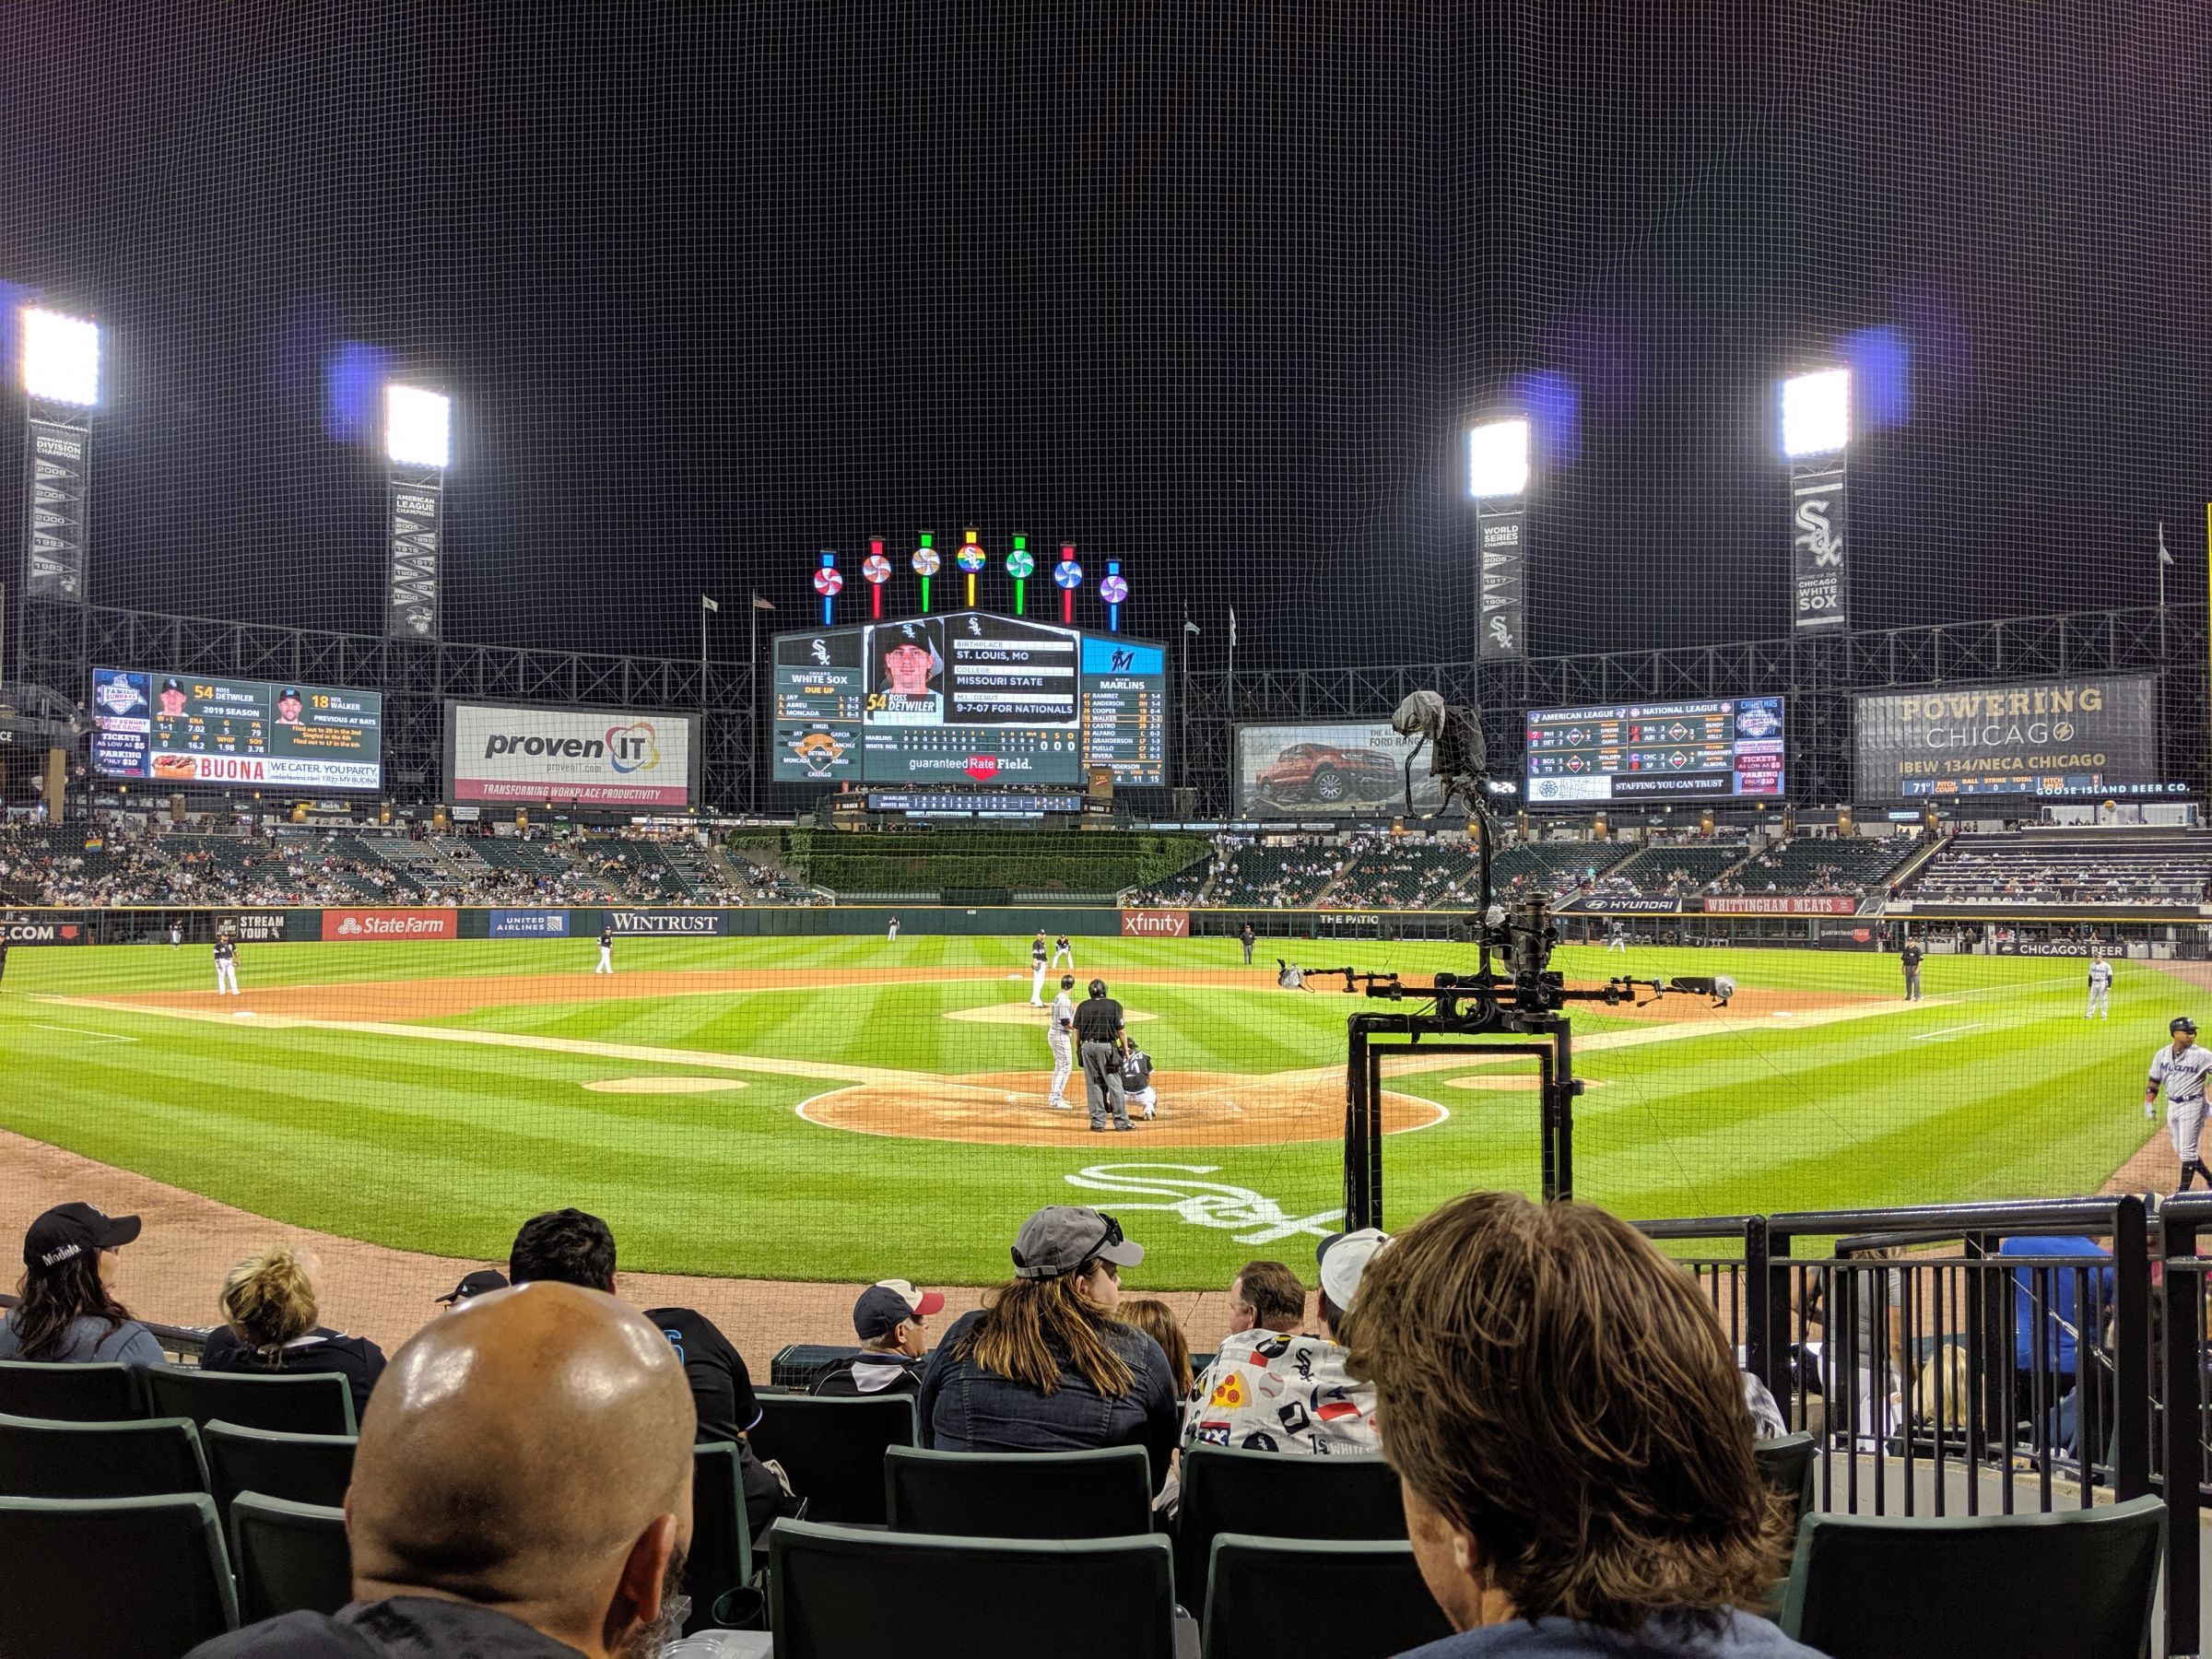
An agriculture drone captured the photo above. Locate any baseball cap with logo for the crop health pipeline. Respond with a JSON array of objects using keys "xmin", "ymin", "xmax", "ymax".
[
  {"xmin": 1316, "ymin": 1227, "xmax": 1392, "ymax": 1312},
  {"xmin": 1011, "ymin": 1206, "xmax": 1144, "ymax": 1280},
  {"xmin": 435, "ymin": 1268, "xmax": 509, "ymax": 1305},
  {"xmin": 853, "ymin": 1278, "xmax": 946, "ymax": 1340},
  {"xmin": 23, "ymin": 1202, "xmax": 141, "ymax": 1270}
]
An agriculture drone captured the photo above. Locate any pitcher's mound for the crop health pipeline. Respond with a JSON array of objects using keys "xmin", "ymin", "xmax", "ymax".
[
  {"xmin": 797, "ymin": 1069, "xmax": 1446, "ymax": 1146},
  {"xmin": 943, "ymin": 1004, "xmax": 1159, "ymax": 1027}
]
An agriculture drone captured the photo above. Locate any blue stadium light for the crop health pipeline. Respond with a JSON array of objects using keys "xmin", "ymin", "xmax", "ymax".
[
  {"xmin": 384, "ymin": 383, "xmax": 451, "ymax": 468},
  {"xmin": 1467, "ymin": 417, "xmax": 1530, "ymax": 500},
  {"xmin": 1780, "ymin": 368, "xmax": 1850, "ymax": 459},
  {"xmin": 19, "ymin": 306, "xmax": 100, "ymax": 406}
]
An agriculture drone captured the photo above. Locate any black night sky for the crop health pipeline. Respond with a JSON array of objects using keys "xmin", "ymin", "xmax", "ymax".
[{"xmin": 0, "ymin": 2, "xmax": 2205, "ymax": 669}]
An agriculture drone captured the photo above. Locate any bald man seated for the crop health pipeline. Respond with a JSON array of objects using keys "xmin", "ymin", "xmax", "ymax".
[{"xmin": 190, "ymin": 1281, "xmax": 698, "ymax": 1659}]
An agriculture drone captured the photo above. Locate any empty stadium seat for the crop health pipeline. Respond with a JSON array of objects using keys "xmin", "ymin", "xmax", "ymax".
[
  {"xmin": 145, "ymin": 1367, "xmax": 357, "ymax": 1435},
  {"xmin": 0, "ymin": 1358, "xmax": 146, "ymax": 1421},
  {"xmin": 769, "ymin": 1519, "xmax": 1182, "ymax": 1659},
  {"xmin": 0, "ymin": 1411, "xmax": 207, "ymax": 1500},
  {"xmin": 202, "ymin": 1419, "xmax": 358, "ymax": 1519},
  {"xmin": 1172, "ymin": 1447, "xmax": 1405, "ymax": 1606},
  {"xmin": 1779, "ymin": 1495, "xmax": 2163, "ymax": 1659},
  {"xmin": 229, "ymin": 1491, "xmax": 353, "ymax": 1621},
  {"xmin": 688, "ymin": 1441, "xmax": 759, "ymax": 1634},
  {"xmin": 1200, "ymin": 1535, "xmax": 1450, "ymax": 1656},
  {"xmin": 0, "ymin": 1492, "xmax": 238, "ymax": 1655},
  {"xmin": 884, "ymin": 1445, "xmax": 1153, "ymax": 1539},
  {"xmin": 750, "ymin": 1393, "xmax": 917, "ymax": 1525},
  {"xmin": 1752, "ymin": 1432, "xmax": 1818, "ymax": 1534}
]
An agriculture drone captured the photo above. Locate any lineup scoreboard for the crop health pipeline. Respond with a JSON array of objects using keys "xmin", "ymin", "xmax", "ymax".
[
  {"xmin": 1525, "ymin": 696, "xmax": 1785, "ymax": 804},
  {"xmin": 90, "ymin": 667, "xmax": 384, "ymax": 792},
  {"xmin": 772, "ymin": 612, "xmax": 1167, "ymax": 786}
]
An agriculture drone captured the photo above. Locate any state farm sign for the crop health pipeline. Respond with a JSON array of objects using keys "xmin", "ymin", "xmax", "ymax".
[
  {"xmin": 1120, "ymin": 910, "xmax": 1190, "ymax": 938},
  {"xmin": 320, "ymin": 908, "xmax": 459, "ymax": 941}
]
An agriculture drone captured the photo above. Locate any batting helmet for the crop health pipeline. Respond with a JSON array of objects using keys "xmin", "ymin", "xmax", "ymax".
[
  {"xmin": 1061, "ymin": 975, "xmax": 1075, "ymax": 990},
  {"xmin": 1088, "ymin": 979, "xmax": 1108, "ymax": 998},
  {"xmin": 2175, "ymin": 1017, "xmax": 2199, "ymax": 1035}
]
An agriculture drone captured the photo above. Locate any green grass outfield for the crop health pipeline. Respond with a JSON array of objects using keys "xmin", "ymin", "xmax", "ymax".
[{"xmin": 0, "ymin": 933, "xmax": 2181, "ymax": 1289}]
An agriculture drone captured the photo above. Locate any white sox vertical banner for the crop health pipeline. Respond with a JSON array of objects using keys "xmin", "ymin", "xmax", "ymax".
[
  {"xmin": 1477, "ymin": 497, "xmax": 1527, "ymax": 661},
  {"xmin": 1790, "ymin": 464, "xmax": 1848, "ymax": 629},
  {"xmin": 24, "ymin": 411, "xmax": 91, "ymax": 602}
]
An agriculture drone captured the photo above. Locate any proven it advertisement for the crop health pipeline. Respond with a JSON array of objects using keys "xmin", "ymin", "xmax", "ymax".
[{"xmin": 446, "ymin": 703, "xmax": 694, "ymax": 806}]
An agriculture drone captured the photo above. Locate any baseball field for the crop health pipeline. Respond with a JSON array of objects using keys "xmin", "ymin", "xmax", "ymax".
[{"xmin": 0, "ymin": 933, "xmax": 2180, "ymax": 1296}]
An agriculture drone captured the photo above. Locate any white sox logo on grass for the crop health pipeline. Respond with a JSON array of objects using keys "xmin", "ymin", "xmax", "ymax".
[{"xmin": 1064, "ymin": 1164, "xmax": 1343, "ymax": 1244}]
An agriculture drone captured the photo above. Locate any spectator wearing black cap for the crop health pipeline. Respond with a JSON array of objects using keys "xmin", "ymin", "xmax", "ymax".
[
  {"xmin": 0, "ymin": 1202, "xmax": 164, "ymax": 1366},
  {"xmin": 918, "ymin": 1206, "xmax": 1179, "ymax": 1492},
  {"xmin": 811, "ymin": 1279, "xmax": 945, "ymax": 1396},
  {"xmin": 435, "ymin": 1267, "xmax": 508, "ymax": 1311}
]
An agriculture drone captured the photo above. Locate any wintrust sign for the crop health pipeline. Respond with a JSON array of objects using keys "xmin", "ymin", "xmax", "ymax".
[
  {"xmin": 605, "ymin": 909, "xmax": 727, "ymax": 935},
  {"xmin": 447, "ymin": 704, "xmax": 693, "ymax": 806}
]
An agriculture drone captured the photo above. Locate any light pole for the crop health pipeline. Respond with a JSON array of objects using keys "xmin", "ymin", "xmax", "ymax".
[
  {"xmin": 1468, "ymin": 415, "xmax": 1531, "ymax": 664},
  {"xmin": 384, "ymin": 383, "xmax": 450, "ymax": 639}
]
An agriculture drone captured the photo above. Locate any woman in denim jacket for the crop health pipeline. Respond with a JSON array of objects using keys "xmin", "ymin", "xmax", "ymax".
[{"xmin": 918, "ymin": 1206, "xmax": 1180, "ymax": 1495}]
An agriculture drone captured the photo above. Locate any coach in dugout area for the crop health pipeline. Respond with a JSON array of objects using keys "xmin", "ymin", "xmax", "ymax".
[{"xmin": 1076, "ymin": 978, "xmax": 1136, "ymax": 1133}]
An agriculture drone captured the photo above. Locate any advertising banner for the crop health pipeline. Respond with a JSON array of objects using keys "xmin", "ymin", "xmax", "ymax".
[
  {"xmin": 1475, "ymin": 500, "xmax": 1526, "ymax": 661},
  {"xmin": 92, "ymin": 668, "xmax": 384, "ymax": 793},
  {"xmin": 1119, "ymin": 909, "xmax": 1192, "ymax": 938},
  {"xmin": 389, "ymin": 474, "xmax": 441, "ymax": 639},
  {"xmin": 1, "ymin": 920, "xmax": 88, "ymax": 944},
  {"xmin": 1790, "ymin": 465, "xmax": 1848, "ymax": 629},
  {"xmin": 225, "ymin": 912, "xmax": 301, "ymax": 943},
  {"xmin": 321, "ymin": 908, "xmax": 459, "ymax": 942},
  {"xmin": 1574, "ymin": 896, "xmax": 1682, "ymax": 912},
  {"xmin": 1233, "ymin": 722, "xmax": 1435, "ymax": 818},
  {"xmin": 488, "ymin": 908, "xmax": 571, "ymax": 938},
  {"xmin": 1994, "ymin": 940, "xmax": 2129, "ymax": 958},
  {"xmin": 1852, "ymin": 675, "xmax": 2161, "ymax": 801},
  {"xmin": 604, "ymin": 908, "xmax": 728, "ymax": 935},
  {"xmin": 447, "ymin": 703, "xmax": 694, "ymax": 807},
  {"xmin": 1703, "ymin": 896, "xmax": 1861, "ymax": 915},
  {"xmin": 24, "ymin": 415, "xmax": 90, "ymax": 602}
]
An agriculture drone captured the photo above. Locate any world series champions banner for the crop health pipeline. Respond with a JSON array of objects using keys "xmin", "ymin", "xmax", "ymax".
[
  {"xmin": 388, "ymin": 472, "xmax": 441, "ymax": 638},
  {"xmin": 24, "ymin": 413, "xmax": 91, "ymax": 602},
  {"xmin": 1790, "ymin": 465, "xmax": 1848, "ymax": 630},
  {"xmin": 1476, "ymin": 497, "xmax": 1526, "ymax": 662}
]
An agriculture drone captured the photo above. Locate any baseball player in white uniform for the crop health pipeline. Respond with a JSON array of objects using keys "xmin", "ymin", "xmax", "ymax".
[
  {"xmin": 1046, "ymin": 974, "xmax": 1077, "ymax": 1110},
  {"xmin": 2147, "ymin": 1016, "xmax": 2212, "ymax": 1191},
  {"xmin": 596, "ymin": 924, "xmax": 614, "ymax": 975},
  {"xmin": 1606, "ymin": 924, "xmax": 1628, "ymax": 953},
  {"xmin": 1030, "ymin": 932, "xmax": 1050, "ymax": 1006},
  {"xmin": 1052, "ymin": 932, "xmax": 1076, "ymax": 969},
  {"xmin": 2087, "ymin": 958, "xmax": 2112, "ymax": 1020},
  {"xmin": 213, "ymin": 936, "xmax": 241, "ymax": 995}
]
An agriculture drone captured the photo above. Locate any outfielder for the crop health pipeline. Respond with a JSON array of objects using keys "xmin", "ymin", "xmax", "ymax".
[
  {"xmin": 1046, "ymin": 974, "xmax": 1077, "ymax": 1110},
  {"xmin": 1052, "ymin": 932, "xmax": 1076, "ymax": 969},
  {"xmin": 214, "ymin": 935, "xmax": 240, "ymax": 996},
  {"xmin": 1030, "ymin": 932, "xmax": 1050, "ymax": 1006},
  {"xmin": 595, "ymin": 924, "xmax": 614, "ymax": 975},
  {"xmin": 2147, "ymin": 1016, "xmax": 2212, "ymax": 1192},
  {"xmin": 2087, "ymin": 958, "xmax": 2112, "ymax": 1020},
  {"xmin": 887, "ymin": 915, "xmax": 900, "ymax": 943}
]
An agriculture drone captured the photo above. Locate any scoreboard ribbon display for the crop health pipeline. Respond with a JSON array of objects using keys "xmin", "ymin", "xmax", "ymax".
[
  {"xmin": 91, "ymin": 667, "xmax": 384, "ymax": 792},
  {"xmin": 1525, "ymin": 697, "xmax": 1785, "ymax": 804}
]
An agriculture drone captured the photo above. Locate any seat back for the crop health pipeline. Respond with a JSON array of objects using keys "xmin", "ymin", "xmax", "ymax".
[
  {"xmin": 750, "ymin": 1393, "xmax": 917, "ymax": 1524},
  {"xmin": 1752, "ymin": 1432, "xmax": 1818, "ymax": 1533},
  {"xmin": 0, "ymin": 1492, "xmax": 237, "ymax": 1656},
  {"xmin": 229, "ymin": 1492, "xmax": 353, "ymax": 1622},
  {"xmin": 1200, "ymin": 1535, "xmax": 1451, "ymax": 1657},
  {"xmin": 684, "ymin": 1441, "xmax": 755, "ymax": 1636},
  {"xmin": 203, "ymin": 1419, "xmax": 358, "ymax": 1519},
  {"xmin": 771, "ymin": 1518, "xmax": 1175, "ymax": 1659},
  {"xmin": 145, "ymin": 1367, "xmax": 356, "ymax": 1435},
  {"xmin": 1174, "ymin": 1446, "xmax": 1405, "ymax": 1604},
  {"xmin": 0, "ymin": 1411, "xmax": 207, "ymax": 1500},
  {"xmin": 885, "ymin": 1445, "xmax": 1153, "ymax": 1539},
  {"xmin": 0, "ymin": 1359, "xmax": 146, "ymax": 1421},
  {"xmin": 1780, "ymin": 1495, "xmax": 2164, "ymax": 1659}
]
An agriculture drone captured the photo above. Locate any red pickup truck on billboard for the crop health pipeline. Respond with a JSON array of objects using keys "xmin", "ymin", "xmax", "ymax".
[{"xmin": 1254, "ymin": 742, "xmax": 1401, "ymax": 806}]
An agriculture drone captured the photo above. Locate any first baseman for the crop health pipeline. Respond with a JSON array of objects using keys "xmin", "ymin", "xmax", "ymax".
[
  {"xmin": 1052, "ymin": 932, "xmax": 1076, "ymax": 969},
  {"xmin": 2087, "ymin": 958, "xmax": 2112, "ymax": 1020},
  {"xmin": 2147, "ymin": 1016, "xmax": 2212, "ymax": 1191},
  {"xmin": 596, "ymin": 924, "xmax": 614, "ymax": 975},
  {"xmin": 1046, "ymin": 974, "xmax": 1077, "ymax": 1111},
  {"xmin": 214, "ymin": 935, "xmax": 240, "ymax": 996}
]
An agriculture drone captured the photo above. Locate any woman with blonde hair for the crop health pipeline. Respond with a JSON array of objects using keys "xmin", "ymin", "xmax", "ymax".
[
  {"xmin": 1118, "ymin": 1299, "xmax": 1194, "ymax": 1398},
  {"xmin": 200, "ymin": 1245, "xmax": 387, "ymax": 1419}
]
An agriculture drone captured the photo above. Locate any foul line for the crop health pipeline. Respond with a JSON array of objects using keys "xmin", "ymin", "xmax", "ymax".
[{"xmin": 30, "ymin": 1023, "xmax": 140, "ymax": 1044}]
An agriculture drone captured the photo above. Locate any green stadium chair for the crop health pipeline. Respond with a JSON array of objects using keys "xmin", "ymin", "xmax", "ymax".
[
  {"xmin": 1173, "ymin": 1446, "xmax": 1405, "ymax": 1609},
  {"xmin": 769, "ymin": 1518, "xmax": 1180, "ymax": 1658},
  {"xmin": 229, "ymin": 1491, "xmax": 353, "ymax": 1621},
  {"xmin": 0, "ymin": 1358, "xmax": 147, "ymax": 1421},
  {"xmin": 0, "ymin": 1411, "xmax": 207, "ymax": 1500},
  {"xmin": 1200, "ymin": 1535, "xmax": 1451, "ymax": 1657},
  {"xmin": 1752, "ymin": 1431, "xmax": 1818, "ymax": 1534},
  {"xmin": 1779, "ymin": 1494, "xmax": 2163, "ymax": 1659},
  {"xmin": 203, "ymin": 1419, "xmax": 358, "ymax": 1520},
  {"xmin": 145, "ymin": 1366, "xmax": 356, "ymax": 1435},
  {"xmin": 884, "ymin": 1445, "xmax": 1153, "ymax": 1539},
  {"xmin": 0, "ymin": 1492, "xmax": 238, "ymax": 1655},
  {"xmin": 750, "ymin": 1392, "xmax": 918, "ymax": 1525},
  {"xmin": 686, "ymin": 1441, "xmax": 759, "ymax": 1634}
]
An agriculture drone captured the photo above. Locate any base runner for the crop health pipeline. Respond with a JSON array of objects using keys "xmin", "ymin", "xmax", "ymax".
[
  {"xmin": 214, "ymin": 935, "xmax": 240, "ymax": 996},
  {"xmin": 2147, "ymin": 1016, "xmax": 2212, "ymax": 1192},
  {"xmin": 1046, "ymin": 974, "xmax": 1077, "ymax": 1111}
]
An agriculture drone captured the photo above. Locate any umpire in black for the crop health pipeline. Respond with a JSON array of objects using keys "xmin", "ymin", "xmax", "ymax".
[{"xmin": 1075, "ymin": 978, "xmax": 1135, "ymax": 1133}]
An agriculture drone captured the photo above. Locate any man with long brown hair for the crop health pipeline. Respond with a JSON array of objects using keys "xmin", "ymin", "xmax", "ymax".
[{"xmin": 1347, "ymin": 1193, "xmax": 1821, "ymax": 1657}]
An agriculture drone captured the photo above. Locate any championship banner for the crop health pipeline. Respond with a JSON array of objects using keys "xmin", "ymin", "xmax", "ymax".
[
  {"xmin": 604, "ymin": 909, "xmax": 728, "ymax": 936},
  {"xmin": 1476, "ymin": 499, "xmax": 1526, "ymax": 661},
  {"xmin": 1704, "ymin": 895, "xmax": 1861, "ymax": 915},
  {"xmin": 1119, "ymin": 909, "xmax": 1191, "ymax": 938},
  {"xmin": 1789, "ymin": 465, "xmax": 1848, "ymax": 630},
  {"xmin": 321, "ymin": 908, "xmax": 458, "ymax": 941},
  {"xmin": 1853, "ymin": 675, "xmax": 2162, "ymax": 801},
  {"xmin": 388, "ymin": 473, "xmax": 441, "ymax": 638},
  {"xmin": 24, "ymin": 414, "xmax": 91, "ymax": 602}
]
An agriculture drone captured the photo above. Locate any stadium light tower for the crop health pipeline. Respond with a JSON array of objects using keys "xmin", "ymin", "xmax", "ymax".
[
  {"xmin": 1780, "ymin": 367, "xmax": 1849, "ymax": 632},
  {"xmin": 1467, "ymin": 415, "xmax": 1530, "ymax": 662},
  {"xmin": 383, "ymin": 383, "xmax": 450, "ymax": 639}
]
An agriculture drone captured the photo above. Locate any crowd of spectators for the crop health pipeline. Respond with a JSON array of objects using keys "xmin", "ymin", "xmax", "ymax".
[{"xmin": 1912, "ymin": 835, "xmax": 2212, "ymax": 906}]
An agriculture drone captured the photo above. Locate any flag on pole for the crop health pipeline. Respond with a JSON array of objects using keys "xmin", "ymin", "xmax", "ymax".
[
  {"xmin": 2159, "ymin": 524, "xmax": 2174, "ymax": 567},
  {"xmin": 752, "ymin": 594, "xmax": 776, "ymax": 611},
  {"xmin": 1184, "ymin": 615, "xmax": 1200, "ymax": 635},
  {"xmin": 1228, "ymin": 607, "xmax": 1238, "ymax": 648},
  {"xmin": 700, "ymin": 594, "xmax": 720, "ymax": 612}
]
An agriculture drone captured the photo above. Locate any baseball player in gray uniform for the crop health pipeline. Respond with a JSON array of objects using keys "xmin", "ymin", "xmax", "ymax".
[
  {"xmin": 2087, "ymin": 958, "xmax": 2112, "ymax": 1020},
  {"xmin": 2147, "ymin": 1016, "xmax": 2212, "ymax": 1191},
  {"xmin": 1046, "ymin": 974, "xmax": 1077, "ymax": 1111}
]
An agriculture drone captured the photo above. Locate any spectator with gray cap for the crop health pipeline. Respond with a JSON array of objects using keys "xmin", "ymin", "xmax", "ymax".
[
  {"xmin": 0, "ymin": 1202, "xmax": 164, "ymax": 1366},
  {"xmin": 918, "ymin": 1206, "xmax": 1180, "ymax": 1492},
  {"xmin": 811, "ymin": 1278, "xmax": 945, "ymax": 1396}
]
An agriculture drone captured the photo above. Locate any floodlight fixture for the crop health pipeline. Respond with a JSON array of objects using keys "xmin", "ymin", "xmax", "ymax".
[
  {"xmin": 1780, "ymin": 367, "xmax": 1850, "ymax": 459},
  {"xmin": 20, "ymin": 307, "xmax": 100, "ymax": 406},
  {"xmin": 384, "ymin": 383, "xmax": 451, "ymax": 468},
  {"xmin": 1467, "ymin": 417, "xmax": 1530, "ymax": 500}
]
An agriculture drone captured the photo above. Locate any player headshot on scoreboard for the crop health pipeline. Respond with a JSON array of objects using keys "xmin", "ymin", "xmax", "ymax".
[
  {"xmin": 157, "ymin": 677, "xmax": 189, "ymax": 719},
  {"xmin": 276, "ymin": 687, "xmax": 305, "ymax": 725},
  {"xmin": 870, "ymin": 619, "xmax": 946, "ymax": 724}
]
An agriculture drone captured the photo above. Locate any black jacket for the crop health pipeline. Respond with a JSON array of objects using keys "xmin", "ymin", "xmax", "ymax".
[{"xmin": 189, "ymin": 1596, "xmax": 587, "ymax": 1657}]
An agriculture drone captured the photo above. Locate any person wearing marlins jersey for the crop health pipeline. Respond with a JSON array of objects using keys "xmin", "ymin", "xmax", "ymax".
[{"xmin": 2147, "ymin": 1016, "xmax": 2212, "ymax": 1192}]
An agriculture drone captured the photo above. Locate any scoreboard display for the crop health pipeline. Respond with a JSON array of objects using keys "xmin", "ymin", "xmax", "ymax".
[
  {"xmin": 1525, "ymin": 696, "xmax": 1785, "ymax": 805},
  {"xmin": 772, "ymin": 612, "xmax": 1167, "ymax": 786},
  {"xmin": 91, "ymin": 667, "xmax": 385, "ymax": 792}
]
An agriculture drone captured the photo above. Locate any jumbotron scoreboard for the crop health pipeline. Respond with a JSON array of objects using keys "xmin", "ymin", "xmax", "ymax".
[
  {"xmin": 771, "ymin": 611, "xmax": 1167, "ymax": 786},
  {"xmin": 90, "ymin": 667, "xmax": 385, "ymax": 792},
  {"xmin": 1525, "ymin": 696, "xmax": 1785, "ymax": 804}
]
